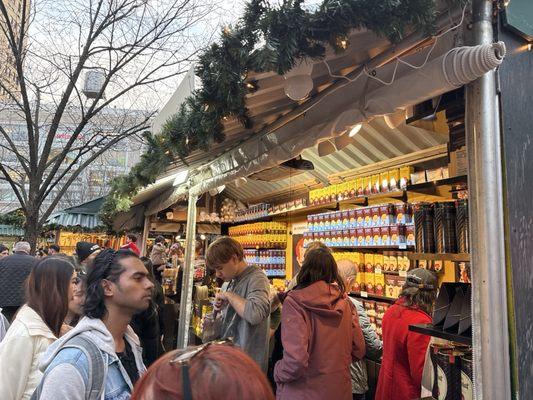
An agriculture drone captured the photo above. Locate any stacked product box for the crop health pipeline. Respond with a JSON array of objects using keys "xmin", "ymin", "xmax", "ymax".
[
  {"xmin": 304, "ymin": 204, "xmax": 414, "ymax": 248},
  {"xmin": 308, "ymin": 166, "xmax": 415, "ymax": 206},
  {"xmin": 244, "ymin": 249, "xmax": 286, "ymax": 277}
]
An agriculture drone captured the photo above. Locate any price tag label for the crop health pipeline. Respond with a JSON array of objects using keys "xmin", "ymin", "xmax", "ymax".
[
  {"xmin": 399, "ymin": 243, "xmax": 407, "ymax": 250},
  {"xmin": 399, "ymin": 270, "xmax": 408, "ymax": 277},
  {"xmin": 360, "ymin": 291, "xmax": 368, "ymax": 298},
  {"xmin": 375, "ymin": 268, "xmax": 382, "ymax": 274}
]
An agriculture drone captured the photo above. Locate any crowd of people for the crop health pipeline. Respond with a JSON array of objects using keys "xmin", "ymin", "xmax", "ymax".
[{"xmin": 0, "ymin": 236, "xmax": 438, "ymax": 400}]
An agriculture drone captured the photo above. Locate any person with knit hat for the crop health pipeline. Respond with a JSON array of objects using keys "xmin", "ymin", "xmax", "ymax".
[
  {"xmin": 75, "ymin": 242, "xmax": 101, "ymax": 271},
  {"xmin": 375, "ymin": 268, "xmax": 438, "ymax": 400}
]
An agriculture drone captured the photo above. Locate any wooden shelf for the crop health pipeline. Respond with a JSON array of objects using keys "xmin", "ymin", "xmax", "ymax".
[
  {"xmin": 409, "ymin": 323, "xmax": 472, "ymax": 345},
  {"xmin": 227, "ymin": 175, "xmax": 468, "ymax": 225},
  {"xmin": 349, "ymin": 292, "xmax": 397, "ymax": 303},
  {"xmin": 408, "ymin": 253, "xmax": 470, "ymax": 262},
  {"xmin": 331, "ymin": 245, "xmax": 415, "ymax": 251}
]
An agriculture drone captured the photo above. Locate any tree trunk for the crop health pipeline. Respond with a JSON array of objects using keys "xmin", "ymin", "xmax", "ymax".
[{"xmin": 24, "ymin": 209, "xmax": 41, "ymax": 254}]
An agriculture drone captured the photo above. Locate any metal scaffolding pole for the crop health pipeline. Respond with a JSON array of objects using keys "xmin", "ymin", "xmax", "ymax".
[
  {"xmin": 466, "ymin": 1, "xmax": 511, "ymax": 399},
  {"xmin": 176, "ymin": 192, "xmax": 198, "ymax": 349}
]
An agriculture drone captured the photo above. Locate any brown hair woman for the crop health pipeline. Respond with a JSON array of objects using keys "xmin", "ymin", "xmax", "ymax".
[{"xmin": 0, "ymin": 256, "xmax": 77, "ymax": 399}]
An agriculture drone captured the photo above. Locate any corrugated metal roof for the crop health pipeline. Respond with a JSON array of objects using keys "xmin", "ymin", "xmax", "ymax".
[
  {"xmin": 0, "ymin": 224, "xmax": 24, "ymax": 236},
  {"xmin": 223, "ymin": 119, "xmax": 447, "ymax": 203},
  {"xmin": 130, "ymin": 1, "xmax": 458, "ymax": 210},
  {"xmin": 47, "ymin": 197, "xmax": 105, "ymax": 228},
  {"xmin": 47, "ymin": 213, "xmax": 103, "ymax": 229}
]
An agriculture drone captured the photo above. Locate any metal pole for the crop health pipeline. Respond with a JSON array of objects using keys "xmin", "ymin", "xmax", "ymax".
[
  {"xmin": 176, "ymin": 191, "xmax": 198, "ymax": 348},
  {"xmin": 466, "ymin": 1, "xmax": 511, "ymax": 399},
  {"xmin": 140, "ymin": 216, "xmax": 150, "ymax": 257}
]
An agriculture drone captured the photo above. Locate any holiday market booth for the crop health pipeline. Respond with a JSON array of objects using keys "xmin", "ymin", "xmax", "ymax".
[
  {"xmin": 107, "ymin": 0, "xmax": 533, "ymax": 398},
  {"xmin": 46, "ymin": 197, "xmax": 128, "ymax": 253}
]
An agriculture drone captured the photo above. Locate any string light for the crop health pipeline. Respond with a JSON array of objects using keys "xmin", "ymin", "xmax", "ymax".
[
  {"xmin": 245, "ymin": 80, "xmax": 259, "ymax": 93},
  {"xmin": 349, "ymin": 123, "xmax": 362, "ymax": 137}
]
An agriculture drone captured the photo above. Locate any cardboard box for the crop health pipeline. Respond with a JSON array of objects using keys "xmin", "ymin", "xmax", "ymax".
[
  {"xmin": 426, "ymin": 167, "xmax": 444, "ymax": 182},
  {"xmin": 449, "ymin": 146, "xmax": 468, "ymax": 177},
  {"xmin": 410, "ymin": 170, "xmax": 426, "ymax": 185}
]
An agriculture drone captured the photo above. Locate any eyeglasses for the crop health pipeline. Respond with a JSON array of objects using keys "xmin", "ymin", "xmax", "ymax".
[{"xmin": 170, "ymin": 339, "xmax": 233, "ymax": 400}]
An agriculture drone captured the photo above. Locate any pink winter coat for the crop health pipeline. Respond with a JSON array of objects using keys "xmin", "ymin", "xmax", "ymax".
[{"xmin": 274, "ymin": 281, "xmax": 366, "ymax": 400}]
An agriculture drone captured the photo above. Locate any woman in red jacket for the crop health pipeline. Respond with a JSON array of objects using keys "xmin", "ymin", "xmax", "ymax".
[
  {"xmin": 274, "ymin": 247, "xmax": 366, "ymax": 400},
  {"xmin": 375, "ymin": 268, "xmax": 438, "ymax": 400}
]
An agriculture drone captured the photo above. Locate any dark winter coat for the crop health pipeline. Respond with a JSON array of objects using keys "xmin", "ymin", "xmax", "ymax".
[{"xmin": 0, "ymin": 252, "xmax": 36, "ymax": 307}]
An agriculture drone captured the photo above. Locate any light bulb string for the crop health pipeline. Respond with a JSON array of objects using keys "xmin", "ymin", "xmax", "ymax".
[{"xmin": 323, "ymin": 1, "xmax": 468, "ymax": 87}]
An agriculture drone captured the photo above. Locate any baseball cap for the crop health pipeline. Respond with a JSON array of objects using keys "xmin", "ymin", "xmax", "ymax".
[
  {"xmin": 76, "ymin": 242, "xmax": 101, "ymax": 262},
  {"xmin": 405, "ymin": 268, "xmax": 438, "ymax": 291}
]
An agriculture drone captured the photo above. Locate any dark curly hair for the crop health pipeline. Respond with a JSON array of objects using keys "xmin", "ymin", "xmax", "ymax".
[{"xmin": 84, "ymin": 248, "xmax": 139, "ymax": 319}]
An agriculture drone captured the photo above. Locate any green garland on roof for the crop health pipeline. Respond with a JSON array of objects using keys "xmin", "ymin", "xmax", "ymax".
[{"xmin": 101, "ymin": 0, "xmax": 459, "ymax": 226}]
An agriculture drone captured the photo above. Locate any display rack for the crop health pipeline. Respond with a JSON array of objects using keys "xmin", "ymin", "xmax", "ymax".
[
  {"xmin": 226, "ymin": 175, "xmax": 468, "ymax": 225},
  {"xmin": 331, "ymin": 245, "xmax": 415, "ymax": 251},
  {"xmin": 408, "ymin": 323, "xmax": 472, "ymax": 345}
]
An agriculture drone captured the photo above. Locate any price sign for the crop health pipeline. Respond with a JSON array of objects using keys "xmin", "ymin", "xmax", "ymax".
[
  {"xmin": 375, "ymin": 268, "xmax": 382, "ymax": 274},
  {"xmin": 399, "ymin": 270, "xmax": 408, "ymax": 277},
  {"xmin": 360, "ymin": 291, "xmax": 368, "ymax": 298}
]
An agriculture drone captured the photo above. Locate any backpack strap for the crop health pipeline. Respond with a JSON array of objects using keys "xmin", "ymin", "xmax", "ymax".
[
  {"xmin": 68, "ymin": 335, "xmax": 106, "ymax": 400},
  {"xmin": 31, "ymin": 335, "xmax": 106, "ymax": 400}
]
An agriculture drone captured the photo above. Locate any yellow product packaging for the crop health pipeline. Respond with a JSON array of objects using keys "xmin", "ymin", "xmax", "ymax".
[
  {"xmin": 389, "ymin": 168, "xmax": 400, "ymax": 191},
  {"xmin": 399, "ymin": 166, "xmax": 414, "ymax": 189},
  {"xmin": 364, "ymin": 253, "xmax": 374, "ymax": 273},
  {"xmin": 383, "ymin": 254, "xmax": 390, "ymax": 271},
  {"xmin": 380, "ymin": 171, "xmax": 390, "ymax": 193},
  {"xmin": 389, "ymin": 254, "xmax": 398, "ymax": 271},
  {"xmin": 359, "ymin": 272, "xmax": 367, "ymax": 290},
  {"xmin": 365, "ymin": 272, "xmax": 376, "ymax": 294},
  {"xmin": 374, "ymin": 273, "xmax": 385, "ymax": 296},
  {"xmin": 363, "ymin": 176, "xmax": 372, "ymax": 195},
  {"xmin": 374, "ymin": 253, "xmax": 383, "ymax": 271},
  {"xmin": 372, "ymin": 174, "xmax": 381, "ymax": 194},
  {"xmin": 356, "ymin": 177, "xmax": 364, "ymax": 196},
  {"xmin": 400, "ymin": 254, "xmax": 411, "ymax": 271}
]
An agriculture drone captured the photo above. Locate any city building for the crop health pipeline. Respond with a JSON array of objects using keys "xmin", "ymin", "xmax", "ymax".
[
  {"xmin": 0, "ymin": 103, "xmax": 147, "ymax": 213},
  {"xmin": 0, "ymin": 0, "xmax": 28, "ymax": 101}
]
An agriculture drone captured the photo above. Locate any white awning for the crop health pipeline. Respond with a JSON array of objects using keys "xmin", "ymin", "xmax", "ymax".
[{"xmin": 189, "ymin": 42, "xmax": 506, "ymax": 196}]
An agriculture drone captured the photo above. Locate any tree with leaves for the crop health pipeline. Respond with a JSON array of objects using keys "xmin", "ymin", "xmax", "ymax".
[{"xmin": 0, "ymin": 0, "xmax": 217, "ymax": 250}]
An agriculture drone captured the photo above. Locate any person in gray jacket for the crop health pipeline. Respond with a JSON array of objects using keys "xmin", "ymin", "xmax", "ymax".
[
  {"xmin": 337, "ymin": 259, "xmax": 383, "ymax": 400},
  {"xmin": 207, "ymin": 236, "xmax": 271, "ymax": 371}
]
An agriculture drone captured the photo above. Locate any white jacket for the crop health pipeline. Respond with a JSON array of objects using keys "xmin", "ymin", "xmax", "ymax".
[{"xmin": 0, "ymin": 305, "xmax": 57, "ymax": 400}]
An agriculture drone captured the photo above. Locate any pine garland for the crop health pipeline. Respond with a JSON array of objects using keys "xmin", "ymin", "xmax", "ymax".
[{"xmin": 101, "ymin": 0, "xmax": 459, "ymax": 226}]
